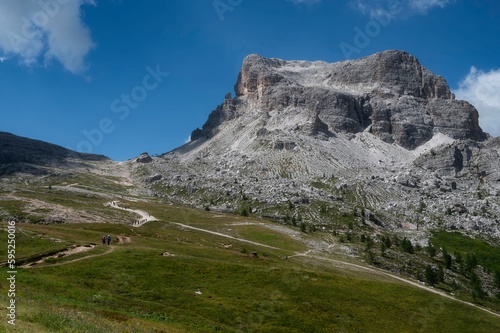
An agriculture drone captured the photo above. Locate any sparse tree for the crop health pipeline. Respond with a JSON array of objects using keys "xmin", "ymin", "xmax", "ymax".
[
  {"xmin": 300, "ymin": 222, "xmax": 306, "ymax": 233},
  {"xmin": 425, "ymin": 265, "xmax": 438, "ymax": 286},
  {"xmin": 400, "ymin": 237, "xmax": 414, "ymax": 254},
  {"xmin": 465, "ymin": 253, "xmax": 478, "ymax": 274},
  {"xmin": 426, "ymin": 241, "xmax": 437, "ymax": 258},
  {"xmin": 494, "ymin": 270, "xmax": 500, "ymax": 289},
  {"xmin": 380, "ymin": 242, "xmax": 386, "ymax": 257},
  {"xmin": 437, "ymin": 265, "xmax": 445, "ymax": 283},
  {"xmin": 443, "ymin": 248, "xmax": 452, "ymax": 269},
  {"xmin": 384, "ymin": 236, "xmax": 392, "ymax": 249},
  {"xmin": 469, "ymin": 271, "xmax": 485, "ymax": 302},
  {"xmin": 241, "ymin": 208, "xmax": 248, "ymax": 217},
  {"xmin": 365, "ymin": 235, "xmax": 373, "ymax": 252}
]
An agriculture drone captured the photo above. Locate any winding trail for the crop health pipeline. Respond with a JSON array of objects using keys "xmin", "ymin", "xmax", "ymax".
[
  {"xmin": 169, "ymin": 222, "xmax": 281, "ymax": 250},
  {"xmin": 23, "ymin": 246, "xmax": 115, "ymax": 269},
  {"xmin": 105, "ymin": 201, "xmax": 158, "ymax": 227},
  {"xmin": 104, "ymin": 203, "xmax": 500, "ymax": 319}
]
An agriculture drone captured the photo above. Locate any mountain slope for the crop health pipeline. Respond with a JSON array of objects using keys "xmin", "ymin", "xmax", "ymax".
[
  {"xmin": 0, "ymin": 131, "xmax": 110, "ymax": 176},
  {"xmin": 132, "ymin": 50, "xmax": 500, "ymax": 240}
]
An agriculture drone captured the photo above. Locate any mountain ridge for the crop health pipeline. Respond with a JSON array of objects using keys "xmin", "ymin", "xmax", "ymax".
[{"xmin": 191, "ymin": 50, "xmax": 485, "ymax": 150}]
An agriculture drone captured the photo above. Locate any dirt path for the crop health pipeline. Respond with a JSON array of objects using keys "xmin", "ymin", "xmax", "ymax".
[
  {"xmin": 169, "ymin": 222, "xmax": 281, "ymax": 250},
  {"xmin": 24, "ymin": 246, "xmax": 115, "ymax": 269},
  {"xmin": 100, "ymin": 203, "xmax": 500, "ymax": 318},
  {"xmin": 106, "ymin": 201, "xmax": 158, "ymax": 227},
  {"xmin": 295, "ymin": 252, "xmax": 500, "ymax": 319}
]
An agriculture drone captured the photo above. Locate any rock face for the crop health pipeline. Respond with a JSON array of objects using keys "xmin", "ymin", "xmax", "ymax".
[
  {"xmin": 131, "ymin": 50, "xmax": 500, "ymax": 240},
  {"xmin": 192, "ymin": 50, "xmax": 485, "ymax": 149},
  {"xmin": 136, "ymin": 153, "xmax": 153, "ymax": 163}
]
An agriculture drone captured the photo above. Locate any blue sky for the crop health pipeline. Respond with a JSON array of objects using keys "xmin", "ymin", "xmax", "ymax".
[{"xmin": 0, "ymin": 0, "xmax": 499, "ymax": 161}]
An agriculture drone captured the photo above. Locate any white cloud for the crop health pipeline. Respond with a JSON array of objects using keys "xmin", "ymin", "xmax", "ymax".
[
  {"xmin": 454, "ymin": 67, "xmax": 500, "ymax": 138},
  {"xmin": 185, "ymin": 135, "xmax": 192, "ymax": 144},
  {"xmin": 351, "ymin": 0, "xmax": 452, "ymax": 18},
  {"xmin": 409, "ymin": 0, "xmax": 450, "ymax": 13},
  {"xmin": 0, "ymin": 0, "xmax": 95, "ymax": 74}
]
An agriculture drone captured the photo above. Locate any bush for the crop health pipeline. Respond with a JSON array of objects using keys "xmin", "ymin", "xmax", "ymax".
[
  {"xmin": 300, "ymin": 222, "xmax": 306, "ymax": 233},
  {"xmin": 241, "ymin": 208, "xmax": 248, "ymax": 217}
]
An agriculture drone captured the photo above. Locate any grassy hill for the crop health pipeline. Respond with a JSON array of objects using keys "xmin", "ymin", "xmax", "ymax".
[
  {"xmin": 1, "ymin": 205, "xmax": 500, "ymax": 332},
  {"xmin": 1, "ymin": 168, "xmax": 500, "ymax": 332}
]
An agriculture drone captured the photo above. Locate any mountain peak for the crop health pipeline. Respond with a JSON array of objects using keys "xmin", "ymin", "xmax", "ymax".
[{"xmin": 191, "ymin": 51, "xmax": 484, "ymax": 149}]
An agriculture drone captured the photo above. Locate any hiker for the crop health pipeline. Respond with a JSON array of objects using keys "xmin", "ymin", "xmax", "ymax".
[
  {"xmin": 101, "ymin": 236, "xmax": 106, "ymax": 245},
  {"xmin": 107, "ymin": 235, "xmax": 111, "ymax": 245}
]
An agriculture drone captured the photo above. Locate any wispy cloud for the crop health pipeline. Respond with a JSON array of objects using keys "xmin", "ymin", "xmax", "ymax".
[
  {"xmin": 0, "ymin": 0, "xmax": 95, "ymax": 74},
  {"xmin": 409, "ymin": 0, "xmax": 450, "ymax": 13},
  {"xmin": 454, "ymin": 67, "xmax": 500, "ymax": 137},
  {"xmin": 351, "ymin": 0, "xmax": 452, "ymax": 18}
]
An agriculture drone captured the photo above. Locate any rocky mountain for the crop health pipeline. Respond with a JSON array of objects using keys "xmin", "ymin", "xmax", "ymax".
[
  {"xmin": 132, "ymin": 50, "xmax": 500, "ymax": 241},
  {"xmin": 0, "ymin": 131, "xmax": 110, "ymax": 176},
  {"xmin": 192, "ymin": 50, "xmax": 485, "ymax": 149}
]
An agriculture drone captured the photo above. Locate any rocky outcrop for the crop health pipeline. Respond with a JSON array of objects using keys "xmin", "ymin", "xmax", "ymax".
[
  {"xmin": 136, "ymin": 153, "xmax": 153, "ymax": 163},
  {"xmin": 192, "ymin": 50, "xmax": 485, "ymax": 149}
]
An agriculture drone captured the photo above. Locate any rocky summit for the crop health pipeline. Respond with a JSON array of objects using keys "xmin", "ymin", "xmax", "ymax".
[
  {"xmin": 132, "ymin": 50, "xmax": 500, "ymax": 241},
  {"xmin": 192, "ymin": 50, "xmax": 485, "ymax": 149}
]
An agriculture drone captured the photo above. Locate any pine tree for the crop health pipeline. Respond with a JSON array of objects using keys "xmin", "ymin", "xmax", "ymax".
[
  {"xmin": 380, "ymin": 242, "xmax": 386, "ymax": 257},
  {"xmin": 384, "ymin": 236, "xmax": 391, "ymax": 249},
  {"xmin": 494, "ymin": 270, "xmax": 500, "ymax": 289},
  {"xmin": 425, "ymin": 265, "xmax": 438, "ymax": 286},
  {"xmin": 443, "ymin": 248, "xmax": 452, "ymax": 269},
  {"xmin": 469, "ymin": 271, "xmax": 485, "ymax": 302},
  {"xmin": 400, "ymin": 237, "xmax": 414, "ymax": 254}
]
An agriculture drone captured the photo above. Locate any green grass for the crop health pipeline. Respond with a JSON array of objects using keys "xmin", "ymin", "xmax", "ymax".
[
  {"xmin": 0, "ymin": 221, "xmax": 499, "ymax": 332},
  {"xmin": 431, "ymin": 231, "xmax": 500, "ymax": 273}
]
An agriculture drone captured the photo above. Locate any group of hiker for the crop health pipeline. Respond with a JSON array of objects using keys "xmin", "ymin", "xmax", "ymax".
[{"xmin": 101, "ymin": 235, "xmax": 112, "ymax": 245}]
